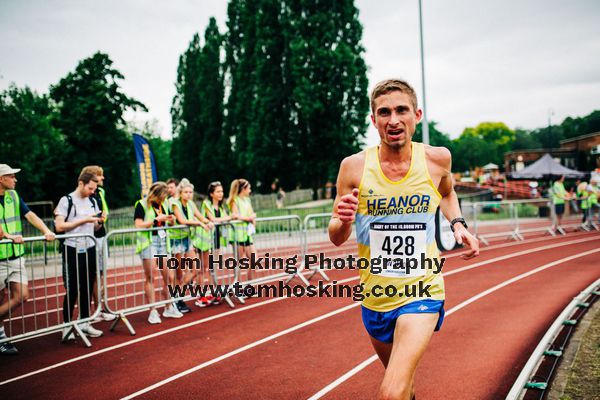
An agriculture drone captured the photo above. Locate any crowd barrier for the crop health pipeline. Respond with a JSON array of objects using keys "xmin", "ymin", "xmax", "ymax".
[
  {"xmin": 102, "ymin": 224, "xmax": 239, "ymax": 335},
  {"xmin": 0, "ymin": 233, "xmax": 101, "ymax": 347},
  {"xmin": 462, "ymin": 198, "xmax": 598, "ymax": 245},
  {"xmin": 3, "ymin": 204, "xmax": 599, "ymax": 348}
]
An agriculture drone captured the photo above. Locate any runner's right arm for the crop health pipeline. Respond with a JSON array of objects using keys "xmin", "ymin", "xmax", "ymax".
[{"xmin": 329, "ymin": 155, "xmax": 361, "ymax": 246}]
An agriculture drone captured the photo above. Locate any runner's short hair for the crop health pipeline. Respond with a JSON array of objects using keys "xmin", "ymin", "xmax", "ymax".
[
  {"xmin": 166, "ymin": 178, "xmax": 179, "ymax": 186},
  {"xmin": 370, "ymin": 79, "xmax": 418, "ymax": 114}
]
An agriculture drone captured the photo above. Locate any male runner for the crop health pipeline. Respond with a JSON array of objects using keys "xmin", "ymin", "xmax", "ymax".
[{"xmin": 329, "ymin": 79, "xmax": 479, "ymax": 400}]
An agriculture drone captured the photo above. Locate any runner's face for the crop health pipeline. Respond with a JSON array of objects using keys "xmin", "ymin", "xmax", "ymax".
[
  {"xmin": 371, "ymin": 91, "xmax": 422, "ymax": 150},
  {"xmin": 181, "ymin": 187, "xmax": 193, "ymax": 201},
  {"xmin": 242, "ymin": 184, "xmax": 251, "ymax": 196},
  {"xmin": 96, "ymin": 175, "xmax": 105, "ymax": 186},
  {"xmin": 167, "ymin": 183, "xmax": 177, "ymax": 197}
]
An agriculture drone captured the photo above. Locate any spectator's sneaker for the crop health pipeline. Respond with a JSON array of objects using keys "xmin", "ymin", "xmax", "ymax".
[
  {"xmin": 62, "ymin": 327, "xmax": 75, "ymax": 342},
  {"xmin": 0, "ymin": 341, "xmax": 18, "ymax": 355},
  {"xmin": 101, "ymin": 312, "xmax": 117, "ymax": 321},
  {"xmin": 93, "ymin": 311, "xmax": 117, "ymax": 323},
  {"xmin": 212, "ymin": 296, "xmax": 223, "ymax": 305},
  {"xmin": 163, "ymin": 305, "xmax": 183, "ymax": 319},
  {"xmin": 80, "ymin": 323, "xmax": 103, "ymax": 338},
  {"xmin": 148, "ymin": 309, "xmax": 162, "ymax": 325},
  {"xmin": 195, "ymin": 297, "xmax": 214, "ymax": 307},
  {"xmin": 176, "ymin": 300, "xmax": 191, "ymax": 313}
]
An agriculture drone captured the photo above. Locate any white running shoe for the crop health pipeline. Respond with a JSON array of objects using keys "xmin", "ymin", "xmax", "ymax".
[
  {"xmin": 163, "ymin": 304, "xmax": 183, "ymax": 319},
  {"xmin": 101, "ymin": 312, "xmax": 117, "ymax": 321},
  {"xmin": 148, "ymin": 309, "xmax": 162, "ymax": 324},
  {"xmin": 62, "ymin": 327, "xmax": 75, "ymax": 341},
  {"xmin": 80, "ymin": 323, "xmax": 103, "ymax": 338}
]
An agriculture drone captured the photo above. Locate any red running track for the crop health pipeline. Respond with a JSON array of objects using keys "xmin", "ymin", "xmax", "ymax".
[{"xmin": 0, "ymin": 231, "xmax": 599, "ymax": 399}]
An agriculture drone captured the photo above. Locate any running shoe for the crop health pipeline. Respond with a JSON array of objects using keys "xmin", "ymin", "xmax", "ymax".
[
  {"xmin": 0, "ymin": 341, "xmax": 18, "ymax": 355},
  {"xmin": 163, "ymin": 305, "xmax": 183, "ymax": 318},
  {"xmin": 148, "ymin": 309, "xmax": 162, "ymax": 324},
  {"xmin": 176, "ymin": 300, "xmax": 191, "ymax": 313},
  {"xmin": 61, "ymin": 327, "xmax": 75, "ymax": 341},
  {"xmin": 194, "ymin": 297, "xmax": 211, "ymax": 307},
  {"xmin": 81, "ymin": 323, "xmax": 103, "ymax": 338}
]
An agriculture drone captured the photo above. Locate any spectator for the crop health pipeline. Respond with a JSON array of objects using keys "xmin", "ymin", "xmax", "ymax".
[
  {"xmin": 227, "ymin": 179, "xmax": 257, "ymax": 283},
  {"xmin": 276, "ymin": 187, "xmax": 286, "ymax": 209},
  {"xmin": 195, "ymin": 181, "xmax": 231, "ymax": 307},
  {"xmin": 171, "ymin": 178, "xmax": 210, "ymax": 312},
  {"xmin": 0, "ymin": 164, "xmax": 55, "ymax": 355},
  {"xmin": 80, "ymin": 165, "xmax": 115, "ymax": 322},
  {"xmin": 54, "ymin": 171, "xmax": 104, "ymax": 340},
  {"xmin": 551, "ymin": 175, "xmax": 568, "ymax": 234},
  {"xmin": 134, "ymin": 181, "xmax": 181, "ymax": 324}
]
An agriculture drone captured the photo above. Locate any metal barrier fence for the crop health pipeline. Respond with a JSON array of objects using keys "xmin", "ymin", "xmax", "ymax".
[
  {"xmin": 463, "ymin": 198, "xmax": 594, "ymax": 245},
  {"xmin": 102, "ymin": 224, "xmax": 239, "ymax": 335},
  {"xmin": 0, "ymin": 233, "xmax": 102, "ymax": 347},
  {"xmin": 233, "ymin": 215, "xmax": 308, "ymax": 287},
  {"xmin": 5, "ymin": 205, "xmax": 597, "ymax": 348},
  {"xmin": 302, "ymin": 213, "xmax": 355, "ymax": 282}
]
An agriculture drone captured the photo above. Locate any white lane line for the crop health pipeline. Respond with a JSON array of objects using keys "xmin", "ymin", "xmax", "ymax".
[
  {"xmin": 3, "ymin": 235, "xmax": 598, "ymax": 387},
  {"xmin": 121, "ymin": 302, "xmax": 362, "ymax": 400},
  {"xmin": 0, "ymin": 276, "xmax": 356, "ymax": 387},
  {"xmin": 306, "ymin": 248, "xmax": 600, "ymax": 400}
]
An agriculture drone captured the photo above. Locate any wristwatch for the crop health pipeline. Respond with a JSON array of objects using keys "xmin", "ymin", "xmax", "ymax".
[{"xmin": 450, "ymin": 217, "xmax": 468, "ymax": 232}]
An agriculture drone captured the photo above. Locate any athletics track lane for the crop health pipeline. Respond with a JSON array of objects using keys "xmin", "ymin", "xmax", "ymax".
[{"xmin": 1, "ymin": 232, "xmax": 598, "ymax": 399}]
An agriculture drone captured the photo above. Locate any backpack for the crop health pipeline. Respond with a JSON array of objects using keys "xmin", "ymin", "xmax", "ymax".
[{"xmin": 55, "ymin": 194, "xmax": 98, "ymax": 252}]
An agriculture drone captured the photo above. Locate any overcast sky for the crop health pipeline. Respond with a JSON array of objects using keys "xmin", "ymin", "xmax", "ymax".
[{"xmin": 1, "ymin": 0, "xmax": 599, "ymax": 146}]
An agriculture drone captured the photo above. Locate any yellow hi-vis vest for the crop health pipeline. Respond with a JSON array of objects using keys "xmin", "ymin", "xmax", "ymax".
[
  {"xmin": 0, "ymin": 190, "xmax": 25, "ymax": 259},
  {"xmin": 135, "ymin": 198, "xmax": 171, "ymax": 254}
]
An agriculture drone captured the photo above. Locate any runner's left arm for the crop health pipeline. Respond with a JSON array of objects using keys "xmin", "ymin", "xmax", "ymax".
[{"xmin": 436, "ymin": 149, "xmax": 479, "ymax": 259}]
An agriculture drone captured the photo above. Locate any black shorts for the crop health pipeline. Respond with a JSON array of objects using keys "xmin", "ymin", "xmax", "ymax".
[{"xmin": 555, "ymin": 204, "xmax": 565, "ymax": 215}]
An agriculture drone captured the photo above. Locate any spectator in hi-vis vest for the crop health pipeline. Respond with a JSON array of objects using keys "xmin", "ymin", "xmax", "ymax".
[{"xmin": 0, "ymin": 164, "xmax": 55, "ymax": 355}]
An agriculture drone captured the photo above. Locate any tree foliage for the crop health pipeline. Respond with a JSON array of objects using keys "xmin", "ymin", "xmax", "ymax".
[
  {"xmin": 50, "ymin": 52, "xmax": 147, "ymax": 206},
  {"xmin": 0, "ymin": 86, "xmax": 64, "ymax": 201}
]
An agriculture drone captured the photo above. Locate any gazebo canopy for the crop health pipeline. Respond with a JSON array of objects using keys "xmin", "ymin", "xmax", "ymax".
[
  {"xmin": 510, "ymin": 154, "xmax": 585, "ymax": 179},
  {"xmin": 482, "ymin": 163, "xmax": 499, "ymax": 170}
]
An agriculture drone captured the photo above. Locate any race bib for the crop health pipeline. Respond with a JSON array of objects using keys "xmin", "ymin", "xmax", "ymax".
[
  {"xmin": 247, "ymin": 223, "xmax": 256, "ymax": 236},
  {"xmin": 369, "ymin": 222, "xmax": 427, "ymax": 278},
  {"xmin": 158, "ymin": 229, "xmax": 167, "ymax": 239}
]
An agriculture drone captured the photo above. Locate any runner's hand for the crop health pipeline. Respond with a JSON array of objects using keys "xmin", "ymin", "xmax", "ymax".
[
  {"xmin": 337, "ymin": 188, "xmax": 359, "ymax": 224},
  {"xmin": 454, "ymin": 226, "xmax": 479, "ymax": 260}
]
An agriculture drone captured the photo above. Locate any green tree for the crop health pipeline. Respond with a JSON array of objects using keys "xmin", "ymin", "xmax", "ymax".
[
  {"xmin": 459, "ymin": 122, "xmax": 515, "ymax": 166},
  {"xmin": 225, "ymin": 0, "xmax": 259, "ymax": 179},
  {"xmin": 413, "ymin": 121, "xmax": 453, "ymax": 150},
  {"xmin": 0, "ymin": 85, "xmax": 64, "ymax": 202},
  {"xmin": 198, "ymin": 18, "xmax": 230, "ymax": 190},
  {"xmin": 246, "ymin": 0, "xmax": 291, "ymax": 190},
  {"xmin": 287, "ymin": 0, "xmax": 369, "ymax": 191},
  {"xmin": 172, "ymin": 19, "xmax": 229, "ymax": 191},
  {"xmin": 50, "ymin": 52, "xmax": 147, "ymax": 207},
  {"xmin": 171, "ymin": 34, "xmax": 203, "ymax": 183},
  {"xmin": 451, "ymin": 134, "xmax": 497, "ymax": 172}
]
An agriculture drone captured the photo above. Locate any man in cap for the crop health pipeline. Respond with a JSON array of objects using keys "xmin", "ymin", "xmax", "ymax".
[{"xmin": 0, "ymin": 164, "xmax": 55, "ymax": 355}]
